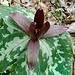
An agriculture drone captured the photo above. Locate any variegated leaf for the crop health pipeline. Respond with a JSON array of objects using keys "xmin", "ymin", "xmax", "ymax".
[
  {"xmin": 9, "ymin": 32, "xmax": 73, "ymax": 75},
  {"xmin": 0, "ymin": 18, "xmax": 29, "ymax": 72}
]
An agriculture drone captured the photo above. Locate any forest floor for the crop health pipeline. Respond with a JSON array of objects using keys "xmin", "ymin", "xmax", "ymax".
[{"xmin": 0, "ymin": 0, "xmax": 75, "ymax": 75}]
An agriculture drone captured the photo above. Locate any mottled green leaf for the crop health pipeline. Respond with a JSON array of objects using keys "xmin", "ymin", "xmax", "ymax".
[
  {"xmin": 9, "ymin": 32, "xmax": 73, "ymax": 75},
  {"xmin": 0, "ymin": 18, "xmax": 29, "ymax": 72}
]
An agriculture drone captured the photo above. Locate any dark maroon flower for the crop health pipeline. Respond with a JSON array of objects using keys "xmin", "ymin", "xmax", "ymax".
[{"xmin": 9, "ymin": 9, "xmax": 68, "ymax": 70}]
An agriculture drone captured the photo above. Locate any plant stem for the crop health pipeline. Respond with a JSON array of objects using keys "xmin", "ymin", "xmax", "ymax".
[
  {"xmin": 60, "ymin": 10, "xmax": 63, "ymax": 25},
  {"xmin": 56, "ymin": 0, "xmax": 58, "ymax": 9}
]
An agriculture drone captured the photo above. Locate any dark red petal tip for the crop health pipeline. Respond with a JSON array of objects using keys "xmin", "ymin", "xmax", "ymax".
[
  {"xmin": 9, "ymin": 13, "xmax": 15, "ymax": 16},
  {"xmin": 28, "ymin": 62, "xmax": 34, "ymax": 70},
  {"xmin": 34, "ymin": 9, "xmax": 44, "ymax": 28}
]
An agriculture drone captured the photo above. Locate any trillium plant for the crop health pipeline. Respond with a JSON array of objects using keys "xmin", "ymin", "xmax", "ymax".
[{"xmin": 9, "ymin": 9, "xmax": 68, "ymax": 70}]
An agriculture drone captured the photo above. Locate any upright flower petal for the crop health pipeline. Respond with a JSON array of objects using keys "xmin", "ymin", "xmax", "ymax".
[
  {"xmin": 29, "ymin": 22, "xmax": 36, "ymax": 40},
  {"xmin": 27, "ymin": 39, "xmax": 39, "ymax": 70},
  {"xmin": 41, "ymin": 25, "xmax": 68, "ymax": 39},
  {"xmin": 9, "ymin": 12, "xmax": 31, "ymax": 35},
  {"xmin": 36, "ymin": 21, "xmax": 50, "ymax": 39},
  {"xmin": 34, "ymin": 9, "xmax": 44, "ymax": 28}
]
